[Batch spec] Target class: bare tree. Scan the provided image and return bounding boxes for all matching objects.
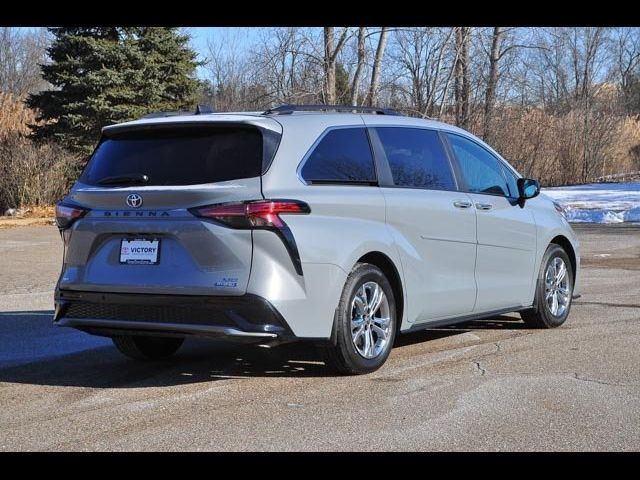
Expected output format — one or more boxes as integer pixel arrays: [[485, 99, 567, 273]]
[[350, 27, 367, 106], [0, 27, 49, 96], [7, 24, 640, 212], [323, 27, 350, 104], [247, 28, 323, 107], [569, 27, 608, 103], [483, 27, 505, 141], [366, 27, 389, 106], [204, 29, 252, 110], [454, 27, 471, 128], [565, 28, 609, 181], [392, 27, 456, 117], [612, 27, 640, 114]]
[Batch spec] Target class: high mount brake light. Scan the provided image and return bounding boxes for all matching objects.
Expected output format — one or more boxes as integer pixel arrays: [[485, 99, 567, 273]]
[[190, 200, 311, 276], [55, 203, 88, 230], [192, 200, 310, 229]]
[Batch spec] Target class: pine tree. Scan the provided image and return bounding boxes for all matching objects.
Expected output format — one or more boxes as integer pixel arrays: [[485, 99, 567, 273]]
[[28, 27, 200, 153], [335, 62, 351, 105]]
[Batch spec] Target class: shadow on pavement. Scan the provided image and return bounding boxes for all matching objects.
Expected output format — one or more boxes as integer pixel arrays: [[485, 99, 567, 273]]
[[0, 310, 527, 388], [0, 310, 335, 387]]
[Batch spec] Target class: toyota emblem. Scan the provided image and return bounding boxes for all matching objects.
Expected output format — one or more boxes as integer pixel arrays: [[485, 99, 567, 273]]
[[126, 193, 143, 208]]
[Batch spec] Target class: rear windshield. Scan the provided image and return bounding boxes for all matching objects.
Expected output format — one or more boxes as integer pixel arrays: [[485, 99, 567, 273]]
[[80, 125, 277, 187]]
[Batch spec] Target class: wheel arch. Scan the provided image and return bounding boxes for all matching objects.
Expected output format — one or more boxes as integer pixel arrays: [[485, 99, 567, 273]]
[[550, 235, 577, 283], [356, 251, 405, 330]]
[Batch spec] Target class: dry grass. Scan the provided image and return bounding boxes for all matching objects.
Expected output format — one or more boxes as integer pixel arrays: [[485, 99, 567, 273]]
[[606, 117, 640, 175], [0, 217, 55, 229], [481, 107, 640, 186], [0, 205, 56, 229], [0, 134, 81, 210], [1, 94, 80, 210], [19, 205, 56, 218], [0, 92, 38, 140]]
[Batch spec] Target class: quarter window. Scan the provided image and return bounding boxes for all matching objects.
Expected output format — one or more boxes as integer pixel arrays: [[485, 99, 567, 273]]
[[376, 127, 455, 191], [300, 128, 376, 184], [446, 133, 510, 197]]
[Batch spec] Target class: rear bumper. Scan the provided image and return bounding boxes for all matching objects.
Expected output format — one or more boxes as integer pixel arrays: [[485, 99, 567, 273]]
[[54, 289, 295, 344]]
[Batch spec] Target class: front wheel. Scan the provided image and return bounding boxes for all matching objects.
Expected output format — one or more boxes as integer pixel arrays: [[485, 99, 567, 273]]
[[521, 244, 574, 328], [112, 335, 184, 360], [321, 263, 397, 375]]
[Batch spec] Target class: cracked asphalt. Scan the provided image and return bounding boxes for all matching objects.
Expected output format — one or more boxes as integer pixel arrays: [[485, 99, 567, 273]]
[[0, 224, 639, 451]]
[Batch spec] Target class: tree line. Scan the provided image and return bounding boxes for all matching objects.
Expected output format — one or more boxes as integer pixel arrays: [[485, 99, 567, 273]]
[[1, 26, 640, 209], [200, 27, 640, 185]]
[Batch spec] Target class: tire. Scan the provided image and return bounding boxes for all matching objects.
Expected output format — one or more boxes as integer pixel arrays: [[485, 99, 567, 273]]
[[321, 263, 397, 375], [521, 243, 574, 328], [111, 335, 184, 361]]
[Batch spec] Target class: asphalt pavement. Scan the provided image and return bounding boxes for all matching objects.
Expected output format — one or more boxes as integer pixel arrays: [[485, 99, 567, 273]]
[[0, 224, 638, 451]]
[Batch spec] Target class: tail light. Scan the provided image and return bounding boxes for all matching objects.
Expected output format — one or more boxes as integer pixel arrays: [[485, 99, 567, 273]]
[[190, 199, 310, 275], [190, 200, 310, 229], [55, 203, 88, 230]]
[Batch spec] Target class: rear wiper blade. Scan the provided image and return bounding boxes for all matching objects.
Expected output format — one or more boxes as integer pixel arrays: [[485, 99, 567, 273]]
[[97, 174, 149, 186]]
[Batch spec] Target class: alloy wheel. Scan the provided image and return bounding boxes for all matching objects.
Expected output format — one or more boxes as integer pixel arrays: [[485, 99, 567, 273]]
[[350, 281, 392, 359], [544, 257, 571, 317]]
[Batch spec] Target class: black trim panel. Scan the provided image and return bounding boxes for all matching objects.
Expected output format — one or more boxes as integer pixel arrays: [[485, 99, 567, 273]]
[[272, 224, 304, 276], [54, 289, 295, 340], [57, 318, 278, 341], [404, 306, 528, 333]]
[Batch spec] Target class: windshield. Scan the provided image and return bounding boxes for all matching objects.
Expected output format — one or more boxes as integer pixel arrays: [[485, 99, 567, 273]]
[[80, 125, 272, 187]]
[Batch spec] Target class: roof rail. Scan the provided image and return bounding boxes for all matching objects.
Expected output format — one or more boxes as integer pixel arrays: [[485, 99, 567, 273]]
[[141, 104, 214, 119], [262, 104, 402, 116]]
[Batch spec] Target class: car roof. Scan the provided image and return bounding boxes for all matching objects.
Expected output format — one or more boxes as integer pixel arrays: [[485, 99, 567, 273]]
[[103, 110, 467, 135]]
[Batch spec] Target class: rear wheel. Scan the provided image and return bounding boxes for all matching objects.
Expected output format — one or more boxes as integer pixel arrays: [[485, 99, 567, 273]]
[[321, 263, 397, 375], [112, 335, 184, 360], [521, 244, 573, 328]]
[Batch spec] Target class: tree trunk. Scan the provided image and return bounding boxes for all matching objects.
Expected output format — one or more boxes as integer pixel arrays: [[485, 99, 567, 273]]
[[323, 27, 350, 104], [324, 27, 336, 104], [483, 27, 504, 142], [454, 27, 471, 129], [366, 27, 389, 106], [350, 27, 366, 106]]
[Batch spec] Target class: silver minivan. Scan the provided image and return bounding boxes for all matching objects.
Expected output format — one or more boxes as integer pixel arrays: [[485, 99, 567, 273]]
[[54, 105, 581, 374]]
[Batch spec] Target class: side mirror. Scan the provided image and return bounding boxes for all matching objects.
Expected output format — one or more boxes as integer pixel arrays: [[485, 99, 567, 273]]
[[517, 178, 540, 206]]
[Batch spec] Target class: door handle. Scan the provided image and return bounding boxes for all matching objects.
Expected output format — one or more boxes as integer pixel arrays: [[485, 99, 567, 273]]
[[476, 203, 493, 211], [453, 200, 473, 209]]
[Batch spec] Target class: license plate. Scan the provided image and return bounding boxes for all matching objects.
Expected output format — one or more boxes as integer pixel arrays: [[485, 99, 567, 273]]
[[119, 239, 160, 265]]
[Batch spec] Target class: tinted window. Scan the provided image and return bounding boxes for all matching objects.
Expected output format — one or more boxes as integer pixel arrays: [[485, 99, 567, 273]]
[[446, 133, 509, 196], [81, 126, 267, 186], [301, 128, 376, 183], [376, 127, 455, 190]]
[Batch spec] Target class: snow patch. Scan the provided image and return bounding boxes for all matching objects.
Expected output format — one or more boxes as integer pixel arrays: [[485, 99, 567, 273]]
[[542, 182, 640, 224]]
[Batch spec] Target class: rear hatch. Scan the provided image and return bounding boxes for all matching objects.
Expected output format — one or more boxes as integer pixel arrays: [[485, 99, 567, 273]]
[[58, 116, 282, 296]]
